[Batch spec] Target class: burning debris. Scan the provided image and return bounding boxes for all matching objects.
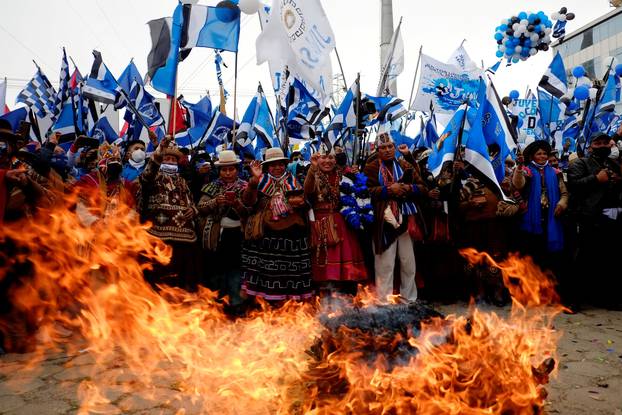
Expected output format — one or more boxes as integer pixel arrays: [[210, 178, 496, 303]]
[[0, 192, 562, 414]]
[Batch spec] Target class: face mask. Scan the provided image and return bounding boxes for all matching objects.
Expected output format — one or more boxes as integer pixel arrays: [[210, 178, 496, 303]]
[[131, 149, 146, 163], [592, 147, 611, 160], [106, 162, 122, 180], [609, 145, 619, 160], [160, 163, 178, 174]]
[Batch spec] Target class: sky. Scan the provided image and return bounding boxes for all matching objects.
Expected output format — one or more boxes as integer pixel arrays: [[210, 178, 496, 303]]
[[0, 0, 614, 120]]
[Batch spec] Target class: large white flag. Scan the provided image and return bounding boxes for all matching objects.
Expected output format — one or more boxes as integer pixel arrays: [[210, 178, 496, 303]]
[[256, 0, 335, 105], [0, 78, 7, 115], [411, 53, 482, 114], [377, 20, 404, 96], [447, 44, 479, 71]]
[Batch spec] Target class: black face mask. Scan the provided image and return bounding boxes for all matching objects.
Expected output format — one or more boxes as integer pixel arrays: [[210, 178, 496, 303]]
[[592, 147, 611, 160], [106, 162, 123, 181], [335, 153, 348, 167]]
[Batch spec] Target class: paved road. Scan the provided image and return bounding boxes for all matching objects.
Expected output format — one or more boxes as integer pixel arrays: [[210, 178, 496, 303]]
[[0, 304, 621, 414]]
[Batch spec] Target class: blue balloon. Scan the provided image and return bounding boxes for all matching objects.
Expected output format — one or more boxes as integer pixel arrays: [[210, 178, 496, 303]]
[[496, 50, 504, 58], [495, 33, 503, 40], [509, 90, 520, 100], [572, 66, 586, 78], [500, 24, 508, 30], [214, 1, 240, 22], [518, 11, 528, 20], [574, 85, 590, 100], [512, 57, 520, 63], [568, 102, 579, 111], [506, 46, 515, 54], [615, 64, 622, 77], [521, 49, 530, 57], [505, 40, 513, 47]]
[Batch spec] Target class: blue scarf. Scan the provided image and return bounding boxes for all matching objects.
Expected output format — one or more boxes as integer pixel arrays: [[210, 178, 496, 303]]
[[520, 163, 563, 252], [378, 160, 418, 216]]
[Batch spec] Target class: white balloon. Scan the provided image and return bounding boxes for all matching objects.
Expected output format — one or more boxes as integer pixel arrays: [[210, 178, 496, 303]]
[[544, 27, 552, 35], [531, 33, 540, 42], [499, 45, 507, 52], [590, 89, 600, 100], [543, 35, 551, 44], [512, 23, 520, 31], [238, 0, 260, 14], [518, 24, 527, 33], [551, 12, 560, 20], [559, 15, 567, 22], [529, 48, 538, 56], [515, 46, 522, 53], [514, 31, 522, 38], [520, 19, 529, 26]]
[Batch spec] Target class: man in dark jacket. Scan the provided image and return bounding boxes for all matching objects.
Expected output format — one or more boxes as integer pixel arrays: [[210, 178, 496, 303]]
[[364, 132, 428, 302], [567, 132, 622, 308]]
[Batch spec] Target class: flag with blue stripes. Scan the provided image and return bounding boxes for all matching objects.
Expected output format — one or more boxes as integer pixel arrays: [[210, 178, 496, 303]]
[[465, 78, 509, 196], [237, 85, 277, 157], [16, 67, 57, 119], [115, 60, 144, 110], [83, 50, 119, 104], [180, 95, 212, 128], [325, 81, 358, 146], [538, 52, 568, 99], [428, 103, 467, 177], [90, 115, 119, 144]]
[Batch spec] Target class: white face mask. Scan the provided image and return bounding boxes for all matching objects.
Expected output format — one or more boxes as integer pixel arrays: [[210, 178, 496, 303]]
[[609, 145, 620, 160], [131, 149, 146, 163], [160, 163, 178, 174]]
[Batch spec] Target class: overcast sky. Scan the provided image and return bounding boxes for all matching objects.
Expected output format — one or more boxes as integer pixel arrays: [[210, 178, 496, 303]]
[[0, 0, 614, 116]]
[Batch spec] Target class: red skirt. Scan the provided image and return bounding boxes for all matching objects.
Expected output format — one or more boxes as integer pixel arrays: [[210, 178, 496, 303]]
[[311, 211, 368, 282]]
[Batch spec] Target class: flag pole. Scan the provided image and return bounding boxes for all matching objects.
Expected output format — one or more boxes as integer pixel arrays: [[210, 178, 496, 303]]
[[334, 47, 348, 91], [229, 52, 239, 150], [405, 45, 423, 129]]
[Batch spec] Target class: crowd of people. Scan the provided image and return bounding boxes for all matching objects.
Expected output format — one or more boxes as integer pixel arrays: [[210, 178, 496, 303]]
[[1, 116, 622, 341]]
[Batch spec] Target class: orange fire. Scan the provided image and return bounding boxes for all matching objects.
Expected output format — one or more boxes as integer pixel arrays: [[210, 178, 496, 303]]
[[0, 189, 562, 414]]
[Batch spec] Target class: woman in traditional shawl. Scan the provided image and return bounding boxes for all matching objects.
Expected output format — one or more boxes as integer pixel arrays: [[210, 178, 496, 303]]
[[241, 148, 313, 301]]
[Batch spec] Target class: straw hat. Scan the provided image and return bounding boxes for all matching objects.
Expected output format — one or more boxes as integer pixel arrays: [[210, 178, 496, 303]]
[[214, 150, 241, 167], [0, 120, 18, 144], [262, 147, 289, 165]]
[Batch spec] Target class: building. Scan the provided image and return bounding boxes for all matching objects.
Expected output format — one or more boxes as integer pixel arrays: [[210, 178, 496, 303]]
[[552, 7, 622, 80]]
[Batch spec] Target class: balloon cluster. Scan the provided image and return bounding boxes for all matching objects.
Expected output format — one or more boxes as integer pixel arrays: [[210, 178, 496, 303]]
[[494, 11, 554, 63], [551, 7, 575, 39]]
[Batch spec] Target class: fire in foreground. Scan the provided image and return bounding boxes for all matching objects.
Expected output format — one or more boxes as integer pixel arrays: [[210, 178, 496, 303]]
[[0, 192, 562, 414]]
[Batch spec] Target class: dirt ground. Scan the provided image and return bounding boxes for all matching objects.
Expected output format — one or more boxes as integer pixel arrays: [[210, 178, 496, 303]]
[[0, 304, 621, 414]]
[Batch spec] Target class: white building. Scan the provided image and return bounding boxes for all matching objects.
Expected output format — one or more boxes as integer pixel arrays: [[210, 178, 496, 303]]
[[552, 7, 622, 79]]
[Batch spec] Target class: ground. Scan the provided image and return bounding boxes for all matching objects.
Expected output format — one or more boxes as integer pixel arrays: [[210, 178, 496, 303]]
[[0, 304, 621, 414]]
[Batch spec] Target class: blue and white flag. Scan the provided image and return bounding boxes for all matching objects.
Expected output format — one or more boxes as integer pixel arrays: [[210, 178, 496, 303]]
[[181, 95, 212, 128], [537, 89, 565, 140], [90, 115, 119, 144], [149, 4, 184, 96], [115, 60, 144, 109], [538, 52, 568, 99], [236, 86, 276, 157], [16, 67, 57, 119], [198, 111, 238, 152], [428, 104, 468, 177], [83, 50, 119, 104], [375, 96, 408, 124], [422, 114, 440, 148], [175, 125, 209, 150], [51, 103, 77, 135], [471, 78, 516, 184], [412, 53, 482, 114], [486, 60, 502, 76], [181, 3, 240, 53], [55, 48, 71, 117], [325, 81, 358, 146]]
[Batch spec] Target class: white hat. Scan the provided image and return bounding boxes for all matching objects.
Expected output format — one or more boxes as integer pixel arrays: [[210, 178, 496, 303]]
[[214, 150, 241, 167], [262, 147, 289, 165]]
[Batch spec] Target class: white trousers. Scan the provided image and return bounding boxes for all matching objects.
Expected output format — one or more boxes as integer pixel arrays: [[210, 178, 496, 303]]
[[374, 231, 417, 302]]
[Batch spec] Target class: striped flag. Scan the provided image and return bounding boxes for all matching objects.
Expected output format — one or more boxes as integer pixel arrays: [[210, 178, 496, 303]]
[[16, 66, 57, 120], [538, 52, 568, 99], [55, 48, 71, 116], [180, 3, 241, 53], [324, 80, 359, 147]]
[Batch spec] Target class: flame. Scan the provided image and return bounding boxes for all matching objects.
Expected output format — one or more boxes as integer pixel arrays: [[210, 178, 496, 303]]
[[0, 189, 562, 414]]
